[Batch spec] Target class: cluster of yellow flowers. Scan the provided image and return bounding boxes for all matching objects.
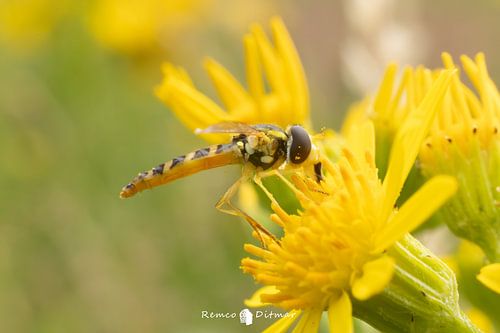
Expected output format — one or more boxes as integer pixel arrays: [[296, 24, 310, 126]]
[[0, 0, 68, 50], [88, 0, 209, 56], [0, 0, 208, 55], [154, 17, 498, 333]]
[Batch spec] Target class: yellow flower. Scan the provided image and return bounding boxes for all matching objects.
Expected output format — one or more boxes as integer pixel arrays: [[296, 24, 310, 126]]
[[421, 53, 499, 159], [341, 63, 421, 175], [241, 71, 464, 332], [87, 0, 208, 55], [446, 240, 500, 322], [466, 308, 494, 333], [419, 53, 500, 264], [343, 53, 500, 291], [476, 264, 500, 294], [155, 17, 310, 143], [0, 0, 67, 51]]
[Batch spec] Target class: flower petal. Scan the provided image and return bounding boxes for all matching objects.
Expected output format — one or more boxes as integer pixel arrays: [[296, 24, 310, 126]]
[[373, 63, 398, 119], [238, 181, 260, 216], [381, 70, 455, 220], [292, 307, 323, 333], [244, 286, 277, 308], [155, 77, 226, 127], [345, 120, 375, 163], [374, 175, 457, 253], [352, 256, 395, 301], [244, 34, 265, 103], [341, 98, 370, 138], [160, 62, 194, 87], [270, 16, 310, 127], [477, 263, 500, 294], [251, 23, 288, 105], [203, 57, 251, 111], [327, 291, 353, 333], [263, 309, 302, 333], [466, 307, 494, 333]]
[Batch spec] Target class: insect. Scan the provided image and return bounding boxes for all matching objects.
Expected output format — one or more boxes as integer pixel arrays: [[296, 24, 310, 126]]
[[119, 122, 323, 244]]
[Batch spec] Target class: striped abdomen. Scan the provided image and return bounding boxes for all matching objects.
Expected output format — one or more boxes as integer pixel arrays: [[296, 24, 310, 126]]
[[120, 143, 241, 198]]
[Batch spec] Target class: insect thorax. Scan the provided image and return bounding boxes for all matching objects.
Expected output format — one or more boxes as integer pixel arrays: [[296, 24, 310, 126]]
[[232, 133, 287, 170]]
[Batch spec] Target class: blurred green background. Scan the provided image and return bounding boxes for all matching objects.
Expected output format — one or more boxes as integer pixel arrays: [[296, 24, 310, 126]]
[[0, 0, 499, 332]]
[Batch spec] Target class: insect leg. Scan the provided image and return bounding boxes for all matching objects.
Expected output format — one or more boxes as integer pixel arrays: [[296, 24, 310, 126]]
[[314, 162, 323, 182], [253, 172, 280, 207], [215, 171, 278, 247], [259, 169, 314, 204]]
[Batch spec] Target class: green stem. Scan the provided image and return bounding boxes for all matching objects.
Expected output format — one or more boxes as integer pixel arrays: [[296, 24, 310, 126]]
[[352, 235, 481, 333]]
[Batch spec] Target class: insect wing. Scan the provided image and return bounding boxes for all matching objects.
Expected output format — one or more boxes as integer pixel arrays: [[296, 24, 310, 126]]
[[195, 122, 260, 135]]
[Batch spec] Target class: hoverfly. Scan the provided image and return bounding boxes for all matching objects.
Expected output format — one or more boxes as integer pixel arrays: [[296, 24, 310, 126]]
[[120, 122, 323, 244]]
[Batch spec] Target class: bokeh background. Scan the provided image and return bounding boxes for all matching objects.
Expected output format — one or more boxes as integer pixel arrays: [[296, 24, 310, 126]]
[[0, 0, 499, 332]]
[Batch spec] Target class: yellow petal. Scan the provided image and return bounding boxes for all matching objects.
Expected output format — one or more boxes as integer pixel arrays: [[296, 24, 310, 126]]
[[477, 263, 500, 294], [457, 240, 485, 268], [251, 23, 287, 103], [160, 62, 194, 87], [270, 16, 310, 127], [244, 34, 264, 104], [158, 78, 227, 123], [155, 77, 228, 143], [238, 181, 260, 215], [203, 57, 251, 111], [341, 98, 370, 138], [327, 291, 353, 333], [346, 120, 375, 163], [440, 256, 459, 276], [244, 285, 277, 308], [352, 256, 395, 301], [374, 175, 458, 253], [292, 307, 323, 333], [373, 63, 398, 120], [441, 52, 456, 69], [460, 55, 480, 95], [381, 70, 455, 220], [263, 309, 302, 333], [466, 308, 494, 333]]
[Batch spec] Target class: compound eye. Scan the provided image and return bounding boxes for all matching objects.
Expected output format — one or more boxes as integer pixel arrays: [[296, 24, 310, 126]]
[[288, 125, 312, 164]]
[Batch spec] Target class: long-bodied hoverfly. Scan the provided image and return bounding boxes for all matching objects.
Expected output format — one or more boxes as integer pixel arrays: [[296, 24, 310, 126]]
[[119, 122, 323, 244]]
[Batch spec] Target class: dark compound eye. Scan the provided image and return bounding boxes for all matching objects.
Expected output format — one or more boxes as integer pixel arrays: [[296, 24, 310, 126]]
[[288, 125, 312, 164]]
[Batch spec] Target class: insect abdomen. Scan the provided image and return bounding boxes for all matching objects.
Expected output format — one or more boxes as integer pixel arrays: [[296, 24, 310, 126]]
[[120, 144, 241, 198]]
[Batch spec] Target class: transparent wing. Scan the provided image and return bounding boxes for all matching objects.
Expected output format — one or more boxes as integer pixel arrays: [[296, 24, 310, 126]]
[[195, 122, 260, 135]]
